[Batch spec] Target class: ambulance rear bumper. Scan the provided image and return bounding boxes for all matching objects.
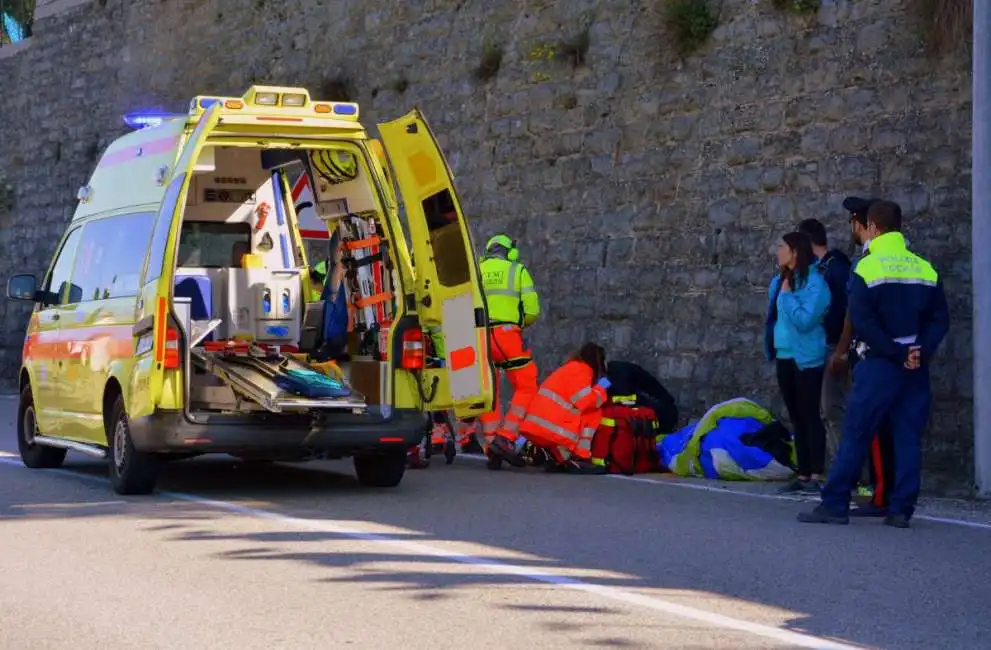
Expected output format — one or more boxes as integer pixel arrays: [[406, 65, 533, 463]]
[[128, 408, 428, 457]]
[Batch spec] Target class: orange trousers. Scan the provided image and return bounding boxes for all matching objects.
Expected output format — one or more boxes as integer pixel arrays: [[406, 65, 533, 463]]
[[478, 325, 538, 451], [521, 410, 601, 462]]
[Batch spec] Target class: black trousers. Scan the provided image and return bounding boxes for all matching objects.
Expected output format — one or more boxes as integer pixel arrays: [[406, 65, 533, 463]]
[[776, 359, 827, 476]]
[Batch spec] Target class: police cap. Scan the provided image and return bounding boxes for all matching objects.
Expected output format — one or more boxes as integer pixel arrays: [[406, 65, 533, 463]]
[[842, 196, 876, 224]]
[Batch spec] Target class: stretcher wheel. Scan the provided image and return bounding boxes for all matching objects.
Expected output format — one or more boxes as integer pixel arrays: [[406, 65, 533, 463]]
[[486, 455, 502, 471], [444, 439, 456, 465]]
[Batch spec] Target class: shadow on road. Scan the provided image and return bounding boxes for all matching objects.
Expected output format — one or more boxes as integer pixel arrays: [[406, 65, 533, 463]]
[[2, 454, 989, 650]]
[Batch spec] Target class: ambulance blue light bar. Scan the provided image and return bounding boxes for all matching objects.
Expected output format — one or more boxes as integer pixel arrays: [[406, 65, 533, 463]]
[[123, 111, 186, 130]]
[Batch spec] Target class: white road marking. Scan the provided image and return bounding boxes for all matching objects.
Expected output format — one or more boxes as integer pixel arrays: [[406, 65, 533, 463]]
[[0, 456, 858, 650], [457, 453, 991, 531]]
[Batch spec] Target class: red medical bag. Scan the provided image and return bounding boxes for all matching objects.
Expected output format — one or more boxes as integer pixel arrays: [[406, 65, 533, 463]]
[[590, 404, 660, 475]]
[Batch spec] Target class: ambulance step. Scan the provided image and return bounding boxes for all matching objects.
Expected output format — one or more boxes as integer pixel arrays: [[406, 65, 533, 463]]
[[190, 349, 366, 414], [32, 436, 108, 459]]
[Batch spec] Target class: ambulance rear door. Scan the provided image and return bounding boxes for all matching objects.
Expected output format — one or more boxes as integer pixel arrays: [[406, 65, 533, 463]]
[[376, 109, 495, 417], [130, 104, 222, 418]]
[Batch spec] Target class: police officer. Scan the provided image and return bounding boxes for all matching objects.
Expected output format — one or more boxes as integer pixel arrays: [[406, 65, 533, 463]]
[[477, 234, 541, 469], [798, 200, 949, 528]]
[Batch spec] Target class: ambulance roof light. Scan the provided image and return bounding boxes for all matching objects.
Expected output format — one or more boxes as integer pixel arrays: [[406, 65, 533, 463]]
[[123, 111, 186, 130]]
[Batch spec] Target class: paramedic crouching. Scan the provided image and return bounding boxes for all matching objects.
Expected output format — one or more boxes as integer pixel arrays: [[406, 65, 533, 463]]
[[798, 201, 949, 529], [488, 342, 610, 475]]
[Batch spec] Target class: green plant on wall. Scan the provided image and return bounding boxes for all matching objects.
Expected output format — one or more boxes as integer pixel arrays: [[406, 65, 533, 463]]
[[664, 0, 719, 56], [525, 23, 592, 73], [911, 0, 972, 56], [771, 0, 819, 14]]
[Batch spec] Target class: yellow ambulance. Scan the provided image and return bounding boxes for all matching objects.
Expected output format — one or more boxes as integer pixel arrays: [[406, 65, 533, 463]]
[[5, 85, 495, 495]]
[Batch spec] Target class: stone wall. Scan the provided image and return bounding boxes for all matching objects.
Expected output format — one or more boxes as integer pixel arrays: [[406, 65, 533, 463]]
[[0, 0, 973, 492]]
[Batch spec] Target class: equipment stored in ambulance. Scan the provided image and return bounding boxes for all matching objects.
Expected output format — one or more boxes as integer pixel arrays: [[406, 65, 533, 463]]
[[6, 85, 495, 494]]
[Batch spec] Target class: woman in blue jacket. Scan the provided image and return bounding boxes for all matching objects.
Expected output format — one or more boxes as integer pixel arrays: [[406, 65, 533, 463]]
[[765, 231, 832, 494]]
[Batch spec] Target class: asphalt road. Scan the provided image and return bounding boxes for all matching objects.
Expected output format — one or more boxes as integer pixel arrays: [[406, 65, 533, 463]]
[[0, 397, 988, 650]]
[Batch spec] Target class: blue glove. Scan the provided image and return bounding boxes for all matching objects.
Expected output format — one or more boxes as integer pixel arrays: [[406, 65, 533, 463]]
[[596, 377, 612, 390]]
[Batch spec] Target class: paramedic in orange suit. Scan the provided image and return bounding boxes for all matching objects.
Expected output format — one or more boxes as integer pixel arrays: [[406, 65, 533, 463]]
[[489, 343, 610, 475], [476, 234, 541, 469]]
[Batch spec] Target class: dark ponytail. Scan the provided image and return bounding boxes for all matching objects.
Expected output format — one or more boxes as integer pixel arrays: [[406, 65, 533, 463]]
[[571, 342, 606, 381]]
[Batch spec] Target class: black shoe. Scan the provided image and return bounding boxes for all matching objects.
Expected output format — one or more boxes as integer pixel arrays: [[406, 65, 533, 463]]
[[851, 503, 888, 518], [778, 478, 808, 494], [562, 459, 608, 475], [800, 479, 824, 496], [883, 513, 911, 529], [461, 439, 483, 455], [488, 436, 526, 468], [797, 504, 850, 525]]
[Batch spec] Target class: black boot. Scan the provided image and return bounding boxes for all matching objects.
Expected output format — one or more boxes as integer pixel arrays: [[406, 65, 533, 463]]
[[485, 453, 503, 471], [488, 435, 526, 468], [561, 459, 608, 475]]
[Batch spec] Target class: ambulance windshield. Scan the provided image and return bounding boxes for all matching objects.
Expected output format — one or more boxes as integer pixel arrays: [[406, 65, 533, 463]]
[[177, 221, 252, 268]]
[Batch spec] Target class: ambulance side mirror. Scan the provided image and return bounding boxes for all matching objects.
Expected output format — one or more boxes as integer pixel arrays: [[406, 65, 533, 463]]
[[6, 274, 39, 302]]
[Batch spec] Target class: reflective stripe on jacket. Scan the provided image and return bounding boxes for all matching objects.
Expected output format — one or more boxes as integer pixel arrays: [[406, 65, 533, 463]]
[[479, 256, 540, 327], [849, 232, 949, 364], [519, 360, 607, 452]]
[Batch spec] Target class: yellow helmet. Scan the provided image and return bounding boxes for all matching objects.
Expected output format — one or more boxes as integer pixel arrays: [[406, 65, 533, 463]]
[[310, 150, 358, 184]]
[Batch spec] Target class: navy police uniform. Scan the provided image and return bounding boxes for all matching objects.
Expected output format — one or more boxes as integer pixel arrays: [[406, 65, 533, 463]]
[[801, 230, 949, 525]]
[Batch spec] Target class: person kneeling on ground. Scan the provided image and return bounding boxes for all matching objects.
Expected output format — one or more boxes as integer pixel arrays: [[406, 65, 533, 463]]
[[487, 342, 611, 475]]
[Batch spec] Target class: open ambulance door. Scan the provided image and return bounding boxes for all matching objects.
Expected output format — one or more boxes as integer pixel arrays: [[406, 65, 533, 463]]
[[130, 105, 222, 419], [377, 109, 495, 417]]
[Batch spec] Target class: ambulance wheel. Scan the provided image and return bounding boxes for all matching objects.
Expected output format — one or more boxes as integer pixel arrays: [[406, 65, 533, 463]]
[[18, 386, 67, 469], [107, 394, 160, 495], [444, 439, 456, 465], [355, 450, 407, 487]]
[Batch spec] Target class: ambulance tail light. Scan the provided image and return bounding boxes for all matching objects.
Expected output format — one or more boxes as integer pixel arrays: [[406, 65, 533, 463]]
[[401, 327, 424, 370], [255, 92, 279, 106], [282, 93, 307, 107], [163, 327, 181, 370], [153, 298, 182, 370]]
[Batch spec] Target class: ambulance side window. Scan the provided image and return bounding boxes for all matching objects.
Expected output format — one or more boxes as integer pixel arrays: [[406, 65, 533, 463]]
[[421, 189, 469, 287], [44, 227, 83, 306], [65, 214, 154, 303], [144, 174, 186, 285]]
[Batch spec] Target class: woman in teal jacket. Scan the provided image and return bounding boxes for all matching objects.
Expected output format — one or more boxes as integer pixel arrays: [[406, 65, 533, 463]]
[[765, 231, 832, 494]]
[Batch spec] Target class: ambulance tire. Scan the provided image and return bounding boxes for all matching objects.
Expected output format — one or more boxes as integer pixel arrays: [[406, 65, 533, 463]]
[[354, 450, 407, 487], [18, 386, 67, 469], [107, 394, 160, 496]]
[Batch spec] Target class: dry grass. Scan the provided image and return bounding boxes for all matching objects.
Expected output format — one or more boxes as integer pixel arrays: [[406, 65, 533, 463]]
[[911, 0, 972, 55]]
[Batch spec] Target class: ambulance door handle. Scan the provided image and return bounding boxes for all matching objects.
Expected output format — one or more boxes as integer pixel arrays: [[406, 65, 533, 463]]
[[421, 294, 432, 308], [52, 313, 59, 322]]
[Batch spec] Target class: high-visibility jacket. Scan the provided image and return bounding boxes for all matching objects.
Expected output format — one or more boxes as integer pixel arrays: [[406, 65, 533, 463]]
[[849, 232, 949, 365], [519, 360, 607, 456], [479, 255, 540, 328]]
